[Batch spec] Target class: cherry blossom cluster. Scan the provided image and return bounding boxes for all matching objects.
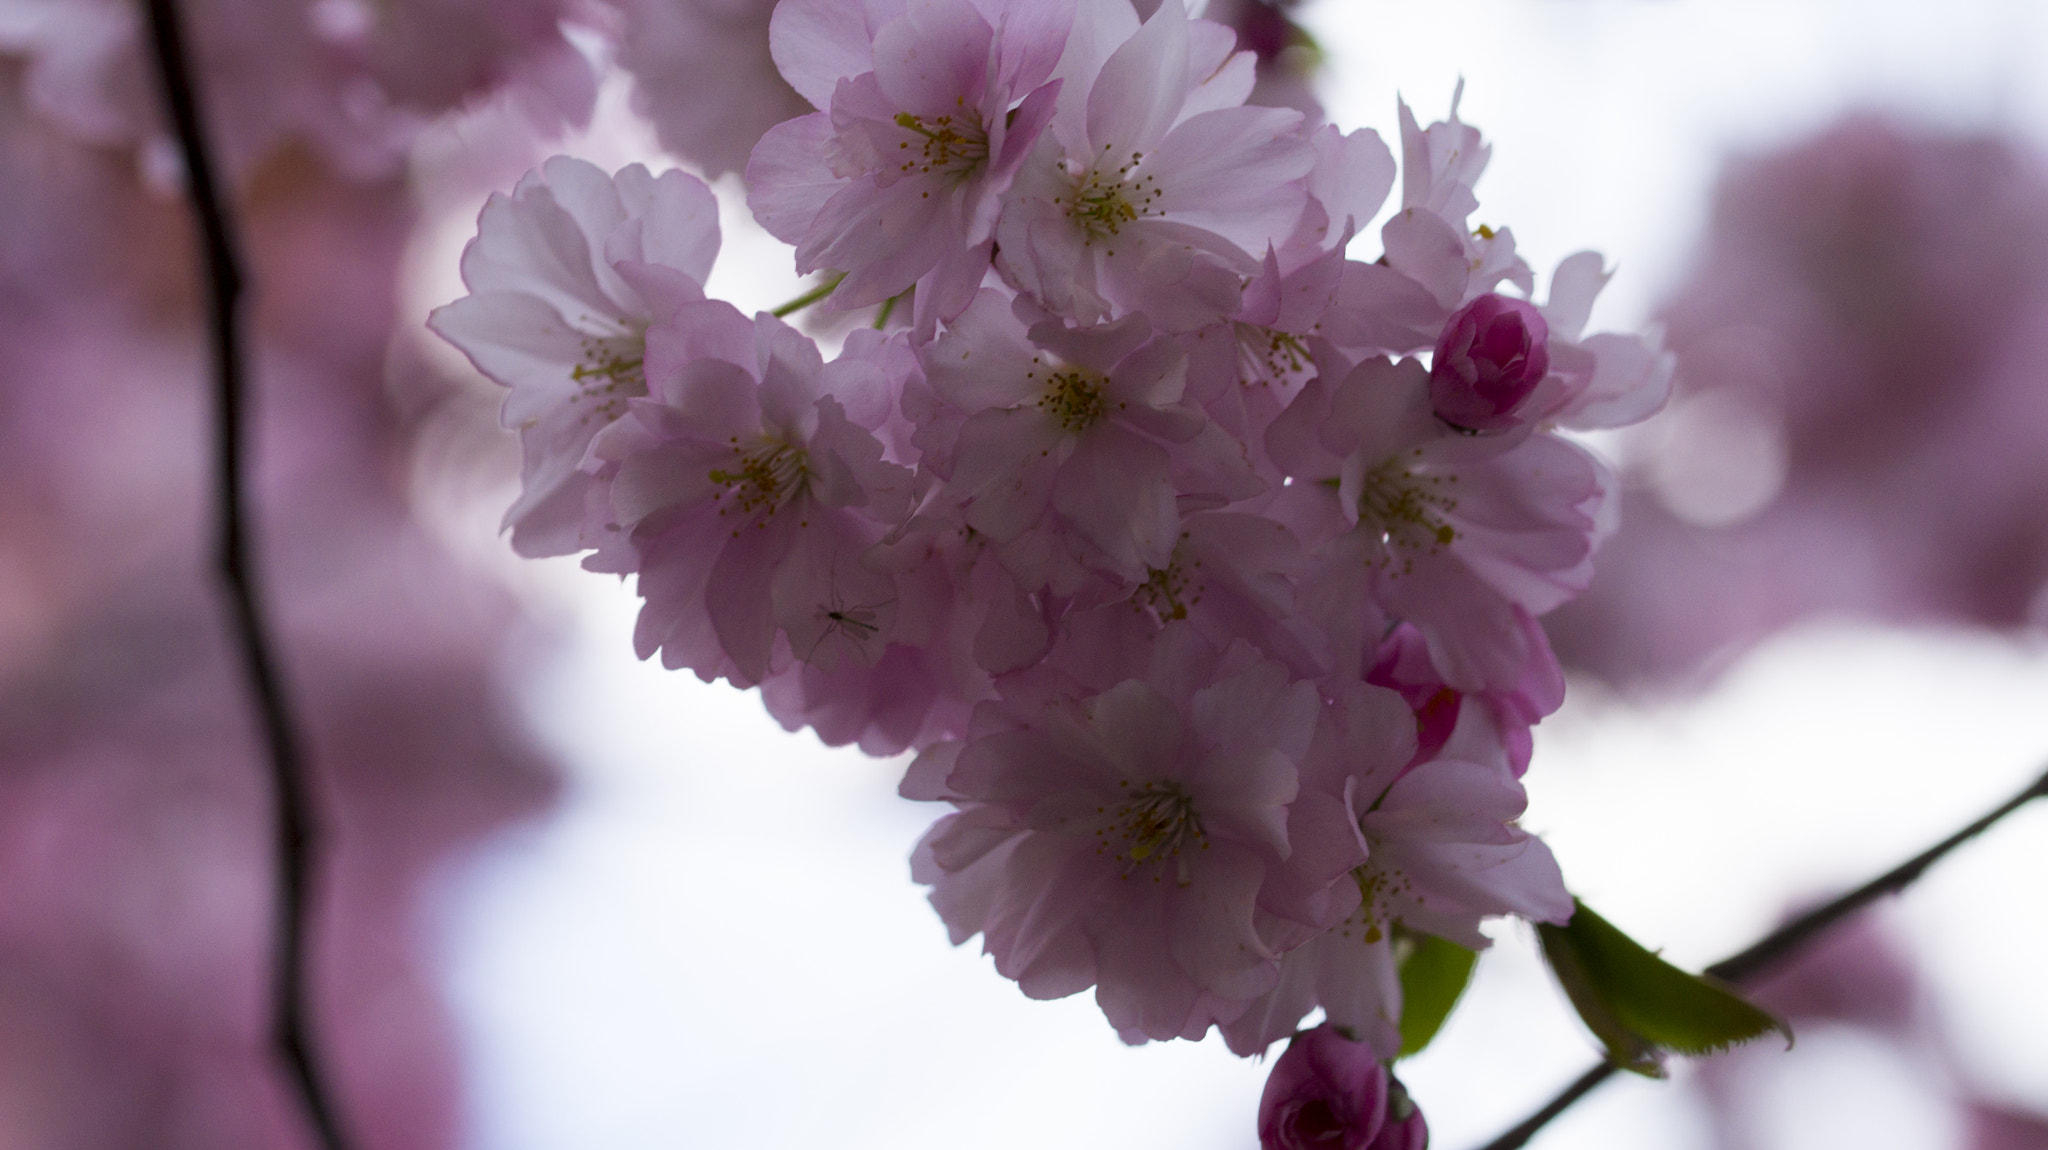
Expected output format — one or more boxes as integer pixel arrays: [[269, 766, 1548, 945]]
[[432, 0, 1671, 1105]]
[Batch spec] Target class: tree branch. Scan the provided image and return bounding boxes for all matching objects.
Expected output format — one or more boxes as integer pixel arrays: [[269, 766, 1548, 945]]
[[140, 3, 351, 1147], [1472, 763, 2048, 1150]]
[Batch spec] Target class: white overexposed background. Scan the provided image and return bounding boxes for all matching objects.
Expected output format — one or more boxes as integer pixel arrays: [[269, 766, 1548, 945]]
[[409, 2, 2048, 1147]]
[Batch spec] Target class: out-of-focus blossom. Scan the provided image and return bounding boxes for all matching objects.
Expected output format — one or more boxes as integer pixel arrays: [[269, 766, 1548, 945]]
[[1199, 0, 1321, 120], [614, 0, 806, 178], [0, 0, 597, 182], [1549, 116, 2048, 690], [1969, 1105, 2048, 1150], [1692, 909, 2048, 1150], [0, 96, 561, 1147]]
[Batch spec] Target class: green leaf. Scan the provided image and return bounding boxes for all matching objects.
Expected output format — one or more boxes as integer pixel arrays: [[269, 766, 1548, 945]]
[[1396, 932, 1478, 1058], [1538, 899, 1792, 1078]]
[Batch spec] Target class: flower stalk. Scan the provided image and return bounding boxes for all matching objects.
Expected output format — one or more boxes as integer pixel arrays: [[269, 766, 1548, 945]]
[[770, 271, 846, 318]]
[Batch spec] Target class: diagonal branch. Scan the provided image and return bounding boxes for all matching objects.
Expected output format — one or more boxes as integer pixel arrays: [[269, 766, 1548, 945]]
[[139, 2, 351, 1147], [1472, 763, 2048, 1150]]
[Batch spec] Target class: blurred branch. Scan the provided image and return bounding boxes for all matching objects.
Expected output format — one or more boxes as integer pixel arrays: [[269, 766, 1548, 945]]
[[1472, 763, 2048, 1150], [140, 3, 351, 1149]]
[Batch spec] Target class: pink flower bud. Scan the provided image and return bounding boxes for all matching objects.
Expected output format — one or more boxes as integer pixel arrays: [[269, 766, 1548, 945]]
[[1430, 293, 1550, 432], [1258, 1024, 1400, 1150], [1375, 1077, 1430, 1150]]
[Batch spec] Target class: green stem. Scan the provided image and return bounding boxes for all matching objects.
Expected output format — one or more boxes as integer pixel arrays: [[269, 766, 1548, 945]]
[[873, 291, 904, 329], [770, 272, 845, 318]]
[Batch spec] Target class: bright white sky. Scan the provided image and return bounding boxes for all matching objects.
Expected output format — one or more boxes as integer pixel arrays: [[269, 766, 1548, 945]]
[[415, 3, 2048, 1148]]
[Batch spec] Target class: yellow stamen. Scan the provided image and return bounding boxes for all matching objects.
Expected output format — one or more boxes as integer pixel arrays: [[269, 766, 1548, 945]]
[[893, 111, 989, 179], [1037, 369, 1110, 432], [1356, 453, 1459, 573], [709, 440, 807, 522], [1096, 781, 1208, 885]]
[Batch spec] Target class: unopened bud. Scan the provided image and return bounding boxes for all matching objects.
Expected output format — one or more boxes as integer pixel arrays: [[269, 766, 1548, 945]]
[[1430, 293, 1550, 432], [1259, 1024, 1423, 1150]]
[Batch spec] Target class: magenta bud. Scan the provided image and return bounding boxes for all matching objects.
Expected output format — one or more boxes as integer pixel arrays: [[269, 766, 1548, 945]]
[[1258, 1024, 1412, 1150], [1374, 1077, 1429, 1150], [1430, 293, 1550, 432]]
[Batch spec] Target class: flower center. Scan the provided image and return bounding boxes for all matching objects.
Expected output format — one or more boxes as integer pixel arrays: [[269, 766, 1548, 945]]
[[1233, 324, 1313, 389], [1356, 453, 1459, 571], [1335, 864, 1415, 946], [1131, 553, 1200, 622], [570, 332, 646, 424], [1037, 368, 1111, 432], [709, 439, 807, 522], [1098, 780, 1208, 885], [893, 111, 989, 179], [1059, 150, 1161, 243]]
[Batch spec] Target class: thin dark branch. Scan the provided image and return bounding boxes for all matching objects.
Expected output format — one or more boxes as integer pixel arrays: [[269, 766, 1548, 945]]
[[1474, 1063, 1616, 1150], [139, 3, 350, 1148], [1705, 765, 2048, 984], [1472, 763, 2048, 1150]]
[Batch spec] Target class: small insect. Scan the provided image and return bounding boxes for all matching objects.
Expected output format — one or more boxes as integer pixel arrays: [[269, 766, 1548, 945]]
[[804, 582, 894, 665]]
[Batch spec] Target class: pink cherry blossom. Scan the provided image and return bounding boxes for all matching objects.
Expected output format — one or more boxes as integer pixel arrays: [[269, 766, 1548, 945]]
[[1374, 91, 1532, 316], [1223, 679, 1569, 1057], [1316, 242, 1671, 451], [1179, 225, 1366, 473], [1267, 353, 1608, 694], [1045, 509, 1324, 693], [597, 305, 916, 686], [430, 158, 722, 556], [913, 289, 1257, 594], [1367, 618, 1561, 777], [993, 0, 1314, 330], [747, 0, 1071, 325], [759, 631, 975, 756], [1521, 252, 1676, 431], [1285, 122, 1397, 259], [910, 633, 1319, 1042], [755, 512, 1023, 754]]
